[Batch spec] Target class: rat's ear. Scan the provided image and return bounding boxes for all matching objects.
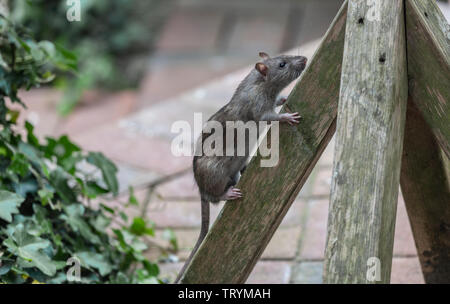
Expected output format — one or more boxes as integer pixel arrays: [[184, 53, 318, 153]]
[[259, 52, 270, 60], [255, 62, 268, 77]]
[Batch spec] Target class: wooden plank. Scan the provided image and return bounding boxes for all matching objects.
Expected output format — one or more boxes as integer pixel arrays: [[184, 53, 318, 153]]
[[405, 0, 450, 158], [323, 0, 408, 283], [400, 98, 450, 284], [179, 1, 348, 284]]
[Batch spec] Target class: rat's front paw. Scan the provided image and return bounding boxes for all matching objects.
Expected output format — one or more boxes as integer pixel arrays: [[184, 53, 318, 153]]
[[280, 112, 301, 125]]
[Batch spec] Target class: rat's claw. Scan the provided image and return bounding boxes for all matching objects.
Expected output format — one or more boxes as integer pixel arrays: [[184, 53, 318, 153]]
[[223, 187, 243, 200], [282, 112, 301, 125]]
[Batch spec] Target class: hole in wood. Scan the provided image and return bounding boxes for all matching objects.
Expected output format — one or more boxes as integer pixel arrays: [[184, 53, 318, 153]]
[[424, 12, 428, 18], [358, 17, 364, 24], [379, 53, 386, 63]]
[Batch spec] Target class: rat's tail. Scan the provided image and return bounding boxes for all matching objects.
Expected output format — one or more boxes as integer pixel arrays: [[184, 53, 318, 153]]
[[174, 198, 210, 283]]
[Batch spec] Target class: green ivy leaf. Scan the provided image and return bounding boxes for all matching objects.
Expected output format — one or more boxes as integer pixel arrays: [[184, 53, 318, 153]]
[[113, 228, 147, 254], [0, 190, 25, 222], [60, 204, 100, 244], [0, 52, 10, 71], [25, 121, 40, 147], [44, 135, 81, 161], [11, 34, 31, 53], [4, 224, 57, 276], [37, 188, 54, 206], [86, 152, 118, 195], [14, 178, 39, 198], [128, 186, 139, 206], [9, 153, 30, 177], [0, 146, 8, 156], [119, 211, 128, 222], [83, 181, 108, 198], [38, 41, 56, 58], [113, 229, 127, 250], [32, 204, 53, 236], [91, 214, 111, 232], [143, 260, 159, 277], [113, 272, 130, 284], [75, 251, 112, 276], [54, 43, 78, 71], [55, 44, 77, 61], [137, 276, 159, 284], [28, 40, 46, 62], [0, 261, 13, 276], [49, 168, 77, 203], [61, 155, 82, 174], [130, 217, 154, 236], [18, 142, 41, 166], [99, 203, 115, 214], [129, 217, 145, 235], [7, 109, 20, 124]]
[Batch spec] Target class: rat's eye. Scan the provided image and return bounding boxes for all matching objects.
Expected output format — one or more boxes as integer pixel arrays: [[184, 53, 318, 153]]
[[279, 62, 286, 68]]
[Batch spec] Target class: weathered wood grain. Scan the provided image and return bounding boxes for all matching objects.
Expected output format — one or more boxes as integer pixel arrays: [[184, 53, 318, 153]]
[[400, 98, 450, 284], [405, 0, 450, 158], [323, 0, 408, 283], [179, 1, 348, 284]]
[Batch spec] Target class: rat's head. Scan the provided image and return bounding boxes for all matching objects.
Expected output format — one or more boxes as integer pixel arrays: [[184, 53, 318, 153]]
[[255, 52, 307, 92]]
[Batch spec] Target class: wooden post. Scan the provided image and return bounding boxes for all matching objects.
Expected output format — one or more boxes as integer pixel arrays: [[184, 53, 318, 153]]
[[400, 98, 450, 284], [401, 0, 450, 283], [179, 1, 348, 284], [323, 0, 408, 283], [405, 0, 450, 158]]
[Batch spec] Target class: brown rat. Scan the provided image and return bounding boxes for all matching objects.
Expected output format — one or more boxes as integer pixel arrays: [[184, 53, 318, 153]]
[[175, 52, 307, 283]]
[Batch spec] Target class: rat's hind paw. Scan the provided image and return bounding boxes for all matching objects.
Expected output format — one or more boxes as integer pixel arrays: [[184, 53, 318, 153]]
[[221, 187, 243, 201]]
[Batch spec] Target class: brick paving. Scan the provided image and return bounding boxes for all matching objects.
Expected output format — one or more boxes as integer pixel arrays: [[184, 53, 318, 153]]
[[16, 0, 446, 283]]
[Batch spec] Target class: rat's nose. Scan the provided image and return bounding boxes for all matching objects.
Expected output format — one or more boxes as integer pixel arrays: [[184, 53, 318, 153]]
[[295, 56, 307, 70]]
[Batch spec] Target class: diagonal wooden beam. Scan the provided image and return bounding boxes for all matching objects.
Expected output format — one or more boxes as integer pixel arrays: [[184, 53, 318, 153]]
[[323, 0, 408, 283], [405, 0, 450, 158], [179, 1, 348, 284], [400, 98, 450, 284]]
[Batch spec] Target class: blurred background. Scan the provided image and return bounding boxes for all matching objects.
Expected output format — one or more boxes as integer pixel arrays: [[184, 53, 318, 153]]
[[3, 0, 450, 283]]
